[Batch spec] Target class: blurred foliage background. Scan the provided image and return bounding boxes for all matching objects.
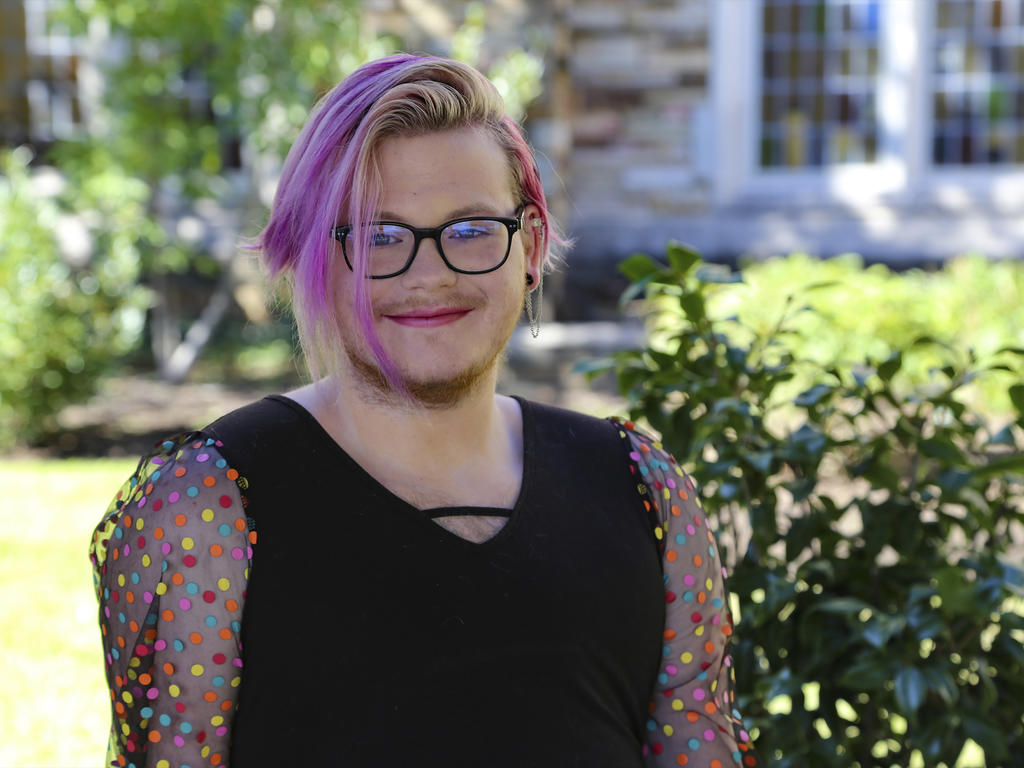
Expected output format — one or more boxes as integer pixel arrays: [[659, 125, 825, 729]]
[[585, 244, 1024, 767], [0, 0, 546, 452], [0, 2, 548, 765], [2, 1, 1024, 767]]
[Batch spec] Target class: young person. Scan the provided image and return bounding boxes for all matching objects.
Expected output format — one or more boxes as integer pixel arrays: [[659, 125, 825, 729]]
[[89, 54, 759, 767]]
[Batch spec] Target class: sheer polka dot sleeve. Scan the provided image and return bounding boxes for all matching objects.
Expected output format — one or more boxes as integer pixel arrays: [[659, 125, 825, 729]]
[[89, 433, 253, 768], [616, 420, 759, 768]]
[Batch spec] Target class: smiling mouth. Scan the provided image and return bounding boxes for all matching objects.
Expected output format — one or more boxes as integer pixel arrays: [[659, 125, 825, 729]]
[[383, 307, 474, 327]]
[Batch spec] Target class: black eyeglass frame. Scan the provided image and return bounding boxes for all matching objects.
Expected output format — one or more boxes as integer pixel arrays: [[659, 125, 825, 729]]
[[329, 206, 526, 279]]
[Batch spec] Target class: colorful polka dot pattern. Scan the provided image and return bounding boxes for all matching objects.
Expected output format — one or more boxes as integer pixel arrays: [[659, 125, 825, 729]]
[[89, 433, 253, 768], [616, 420, 759, 767]]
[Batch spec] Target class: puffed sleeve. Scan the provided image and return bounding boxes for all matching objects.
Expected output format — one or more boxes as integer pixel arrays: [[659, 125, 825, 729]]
[[89, 432, 253, 768], [614, 419, 759, 768]]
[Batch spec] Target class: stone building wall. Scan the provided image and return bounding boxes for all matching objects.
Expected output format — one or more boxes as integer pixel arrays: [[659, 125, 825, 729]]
[[0, 0, 29, 145], [542, 0, 714, 317], [366, 0, 714, 215], [555, 0, 710, 219], [365, 0, 714, 318]]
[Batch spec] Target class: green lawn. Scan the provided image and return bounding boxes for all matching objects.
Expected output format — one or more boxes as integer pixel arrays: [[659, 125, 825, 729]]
[[0, 458, 136, 768]]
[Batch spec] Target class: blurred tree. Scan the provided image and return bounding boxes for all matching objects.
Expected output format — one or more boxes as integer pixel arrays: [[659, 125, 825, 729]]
[[450, 2, 544, 122], [0, 146, 150, 449], [57, 0, 395, 382], [54, 0, 545, 384], [0, 1, 547, 450], [585, 243, 1024, 767]]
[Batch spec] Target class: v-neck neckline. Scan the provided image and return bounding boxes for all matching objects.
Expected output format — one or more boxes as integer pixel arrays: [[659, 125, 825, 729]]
[[263, 394, 535, 548]]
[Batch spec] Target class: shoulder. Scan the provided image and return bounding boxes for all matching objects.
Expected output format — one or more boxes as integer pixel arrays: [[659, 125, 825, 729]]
[[203, 394, 310, 444], [609, 418, 678, 475], [200, 394, 317, 473], [90, 431, 250, 574], [609, 418, 701, 530], [516, 396, 622, 446]]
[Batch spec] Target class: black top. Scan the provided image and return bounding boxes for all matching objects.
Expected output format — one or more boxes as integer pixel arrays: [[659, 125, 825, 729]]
[[90, 395, 761, 768], [206, 396, 665, 767]]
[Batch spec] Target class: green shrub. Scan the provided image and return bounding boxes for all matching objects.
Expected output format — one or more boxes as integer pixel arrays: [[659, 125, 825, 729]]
[[585, 244, 1024, 767], [645, 252, 1024, 416], [0, 148, 151, 449]]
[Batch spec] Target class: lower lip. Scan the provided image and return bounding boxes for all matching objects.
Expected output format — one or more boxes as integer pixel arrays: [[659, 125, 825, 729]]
[[385, 310, 472, 328]]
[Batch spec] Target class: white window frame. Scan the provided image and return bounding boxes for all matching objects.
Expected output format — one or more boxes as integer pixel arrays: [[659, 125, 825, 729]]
[[710, 0, 1024, 214]]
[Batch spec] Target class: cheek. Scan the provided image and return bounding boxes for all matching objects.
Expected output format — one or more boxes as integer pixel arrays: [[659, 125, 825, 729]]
[[330, 266, 351, 315], [510, 251, 531, 298], [494, 273, 526, 314], [330, 268, 369, 339], [503, 245, 527, 285]]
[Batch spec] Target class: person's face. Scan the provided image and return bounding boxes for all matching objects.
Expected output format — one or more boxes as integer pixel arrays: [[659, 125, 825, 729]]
[[333, 126, 542, 407]]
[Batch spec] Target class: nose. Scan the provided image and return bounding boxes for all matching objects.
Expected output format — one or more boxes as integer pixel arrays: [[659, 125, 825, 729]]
[[400, 235, 456, 288]]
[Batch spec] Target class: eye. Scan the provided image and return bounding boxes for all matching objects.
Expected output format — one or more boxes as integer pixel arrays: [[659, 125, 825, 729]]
[[444, 220, 501, 241], [369, 226, 408, 248]]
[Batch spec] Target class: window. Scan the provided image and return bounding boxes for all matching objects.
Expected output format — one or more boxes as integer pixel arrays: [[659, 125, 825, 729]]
[[932, 0, 1024, 165], [0, 0, 84, 146], [711, 0, 1024, 208], [760, 0, 882, 167]]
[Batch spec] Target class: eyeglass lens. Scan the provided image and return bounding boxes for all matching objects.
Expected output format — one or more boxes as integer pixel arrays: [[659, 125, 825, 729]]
[[362, 219, 510, 276]]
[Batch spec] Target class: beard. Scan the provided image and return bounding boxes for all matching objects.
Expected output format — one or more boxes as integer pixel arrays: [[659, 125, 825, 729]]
[[340, 287, 525, 410]]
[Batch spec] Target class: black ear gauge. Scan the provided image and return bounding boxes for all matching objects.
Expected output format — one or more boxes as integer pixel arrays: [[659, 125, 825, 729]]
[[526, 274, 535, 286]]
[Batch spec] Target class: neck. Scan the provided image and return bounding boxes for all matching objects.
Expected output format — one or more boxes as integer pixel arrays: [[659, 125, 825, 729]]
[[314, 365, 512, 474]]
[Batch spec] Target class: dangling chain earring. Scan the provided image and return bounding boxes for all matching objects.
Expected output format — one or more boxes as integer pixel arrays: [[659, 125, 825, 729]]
[[524, 215, 545, 338], [525, 272, 542, 338]]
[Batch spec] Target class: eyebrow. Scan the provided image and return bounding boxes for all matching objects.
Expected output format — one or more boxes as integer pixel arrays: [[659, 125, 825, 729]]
[[377, 203, 510, 222]]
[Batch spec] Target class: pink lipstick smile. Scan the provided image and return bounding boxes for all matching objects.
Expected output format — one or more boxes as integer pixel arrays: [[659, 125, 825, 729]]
[[384, 307, 474, 328]]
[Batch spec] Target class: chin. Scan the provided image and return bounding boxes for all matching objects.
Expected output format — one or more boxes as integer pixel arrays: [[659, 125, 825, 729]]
[[345, 345, 503, 409]]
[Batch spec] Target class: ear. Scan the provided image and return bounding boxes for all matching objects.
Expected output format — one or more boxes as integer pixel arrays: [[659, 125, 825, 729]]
[[521, 202, 545, 288]]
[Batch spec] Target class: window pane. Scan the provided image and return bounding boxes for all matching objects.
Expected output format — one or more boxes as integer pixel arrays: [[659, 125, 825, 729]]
[[932, 0, 1024, 166], [759, 0, 882, 169]]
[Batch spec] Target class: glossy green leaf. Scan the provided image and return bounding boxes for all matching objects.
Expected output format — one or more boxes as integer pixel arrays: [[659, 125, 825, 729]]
[[919, 436, 964, 462], [973, 453, 1024, 478], [921, 666, 958, 705], [996, 345, 1024, 356], [935, 566, 976, 617], [665, 241, 701, 275], [906, 607, 945, 641], [618, 273, 657, 307], [743, 449, 774, 474], [878, 351, 903, 382], [679, 292, 705, 323], [838, 656, 892, 690], [1010, 383, 1024, 414], [794, 383, 832, 407], [815, 597, 874, 614], [935, 467, 972, 494], [894, 666, 926, 714], [619, 253, 663, 282], [998, 631, 1024, 665], [861, 613, 906, 649]]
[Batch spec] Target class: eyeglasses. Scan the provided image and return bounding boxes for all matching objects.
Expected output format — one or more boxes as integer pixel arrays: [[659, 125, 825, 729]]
[[330, 207, 524, 279]]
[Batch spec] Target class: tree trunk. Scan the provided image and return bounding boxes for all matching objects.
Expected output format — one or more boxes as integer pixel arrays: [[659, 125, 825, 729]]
[[157, 274, 233, 384]]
